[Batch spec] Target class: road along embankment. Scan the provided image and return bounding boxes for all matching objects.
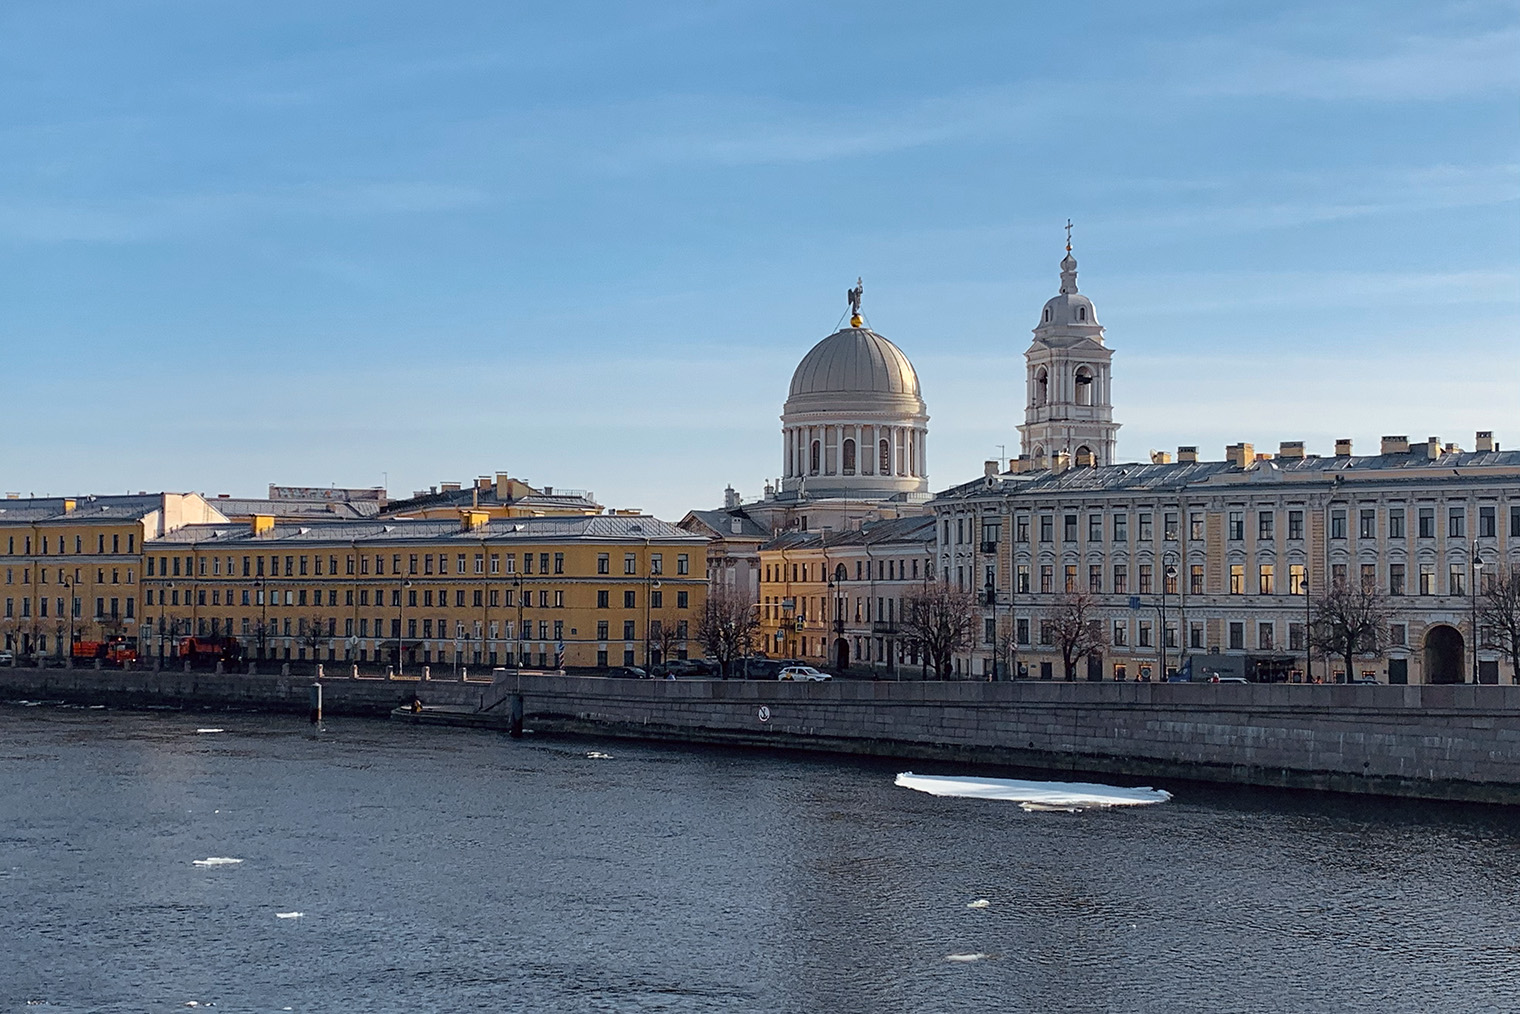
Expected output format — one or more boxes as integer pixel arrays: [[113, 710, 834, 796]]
[[500, 674, 1520, 804], [4, 668, 1518, 803]]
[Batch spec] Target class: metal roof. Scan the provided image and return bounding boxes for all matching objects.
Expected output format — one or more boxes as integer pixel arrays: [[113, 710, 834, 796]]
[[147, 513, 701, 547]]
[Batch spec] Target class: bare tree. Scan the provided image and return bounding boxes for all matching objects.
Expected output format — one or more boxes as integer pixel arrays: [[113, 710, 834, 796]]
[[1043, 591, 1108, 681], [695, 586, 759, 678], [904, 581, 977, 679], [1478, 564, 1520, 685], [1309, 578, 1389, 684], [992, 614, 1022, 680], [300, 615, 330, 662], [645, 619, 682, 669]]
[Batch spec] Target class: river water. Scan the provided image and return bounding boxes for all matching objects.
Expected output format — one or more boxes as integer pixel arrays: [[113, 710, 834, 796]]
[[1, 703, 1517, 1014]]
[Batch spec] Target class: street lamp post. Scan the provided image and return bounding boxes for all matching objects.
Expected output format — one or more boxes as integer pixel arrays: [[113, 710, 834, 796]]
[[256, 579, 268, 662], [1473, 546, 1484, 685], [397, 579, 413, 675], [1303, 576, 1312, 683], [984, 580, 999, 681], [61, 577, 74, 666]]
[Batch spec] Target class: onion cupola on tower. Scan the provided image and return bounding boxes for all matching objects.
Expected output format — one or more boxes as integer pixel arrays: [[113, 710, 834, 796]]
[[1017, 225, 1119, 468], [780, 278, 930, 499]]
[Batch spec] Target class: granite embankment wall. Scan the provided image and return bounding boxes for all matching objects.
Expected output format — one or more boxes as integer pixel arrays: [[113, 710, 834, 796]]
[[4, 667, 1518, 803], [0, 666, 485, 717], [509, 675, 1520, 804]]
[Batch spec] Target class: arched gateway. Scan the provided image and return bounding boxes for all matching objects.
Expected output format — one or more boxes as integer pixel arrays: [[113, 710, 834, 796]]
[[1423, 625, 1465, 684]]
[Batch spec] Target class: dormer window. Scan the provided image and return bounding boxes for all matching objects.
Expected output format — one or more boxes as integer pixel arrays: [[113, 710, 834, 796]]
[[1043, 307, 1051, 322], [1077, 306, 1085, 321]]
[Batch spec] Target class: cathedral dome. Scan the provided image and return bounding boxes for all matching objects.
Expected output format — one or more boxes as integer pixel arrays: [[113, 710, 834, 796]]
[[787, 327, 921, 399]]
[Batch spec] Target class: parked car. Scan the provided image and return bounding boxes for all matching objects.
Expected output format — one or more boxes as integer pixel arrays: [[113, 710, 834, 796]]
[[1208, 676, 1249, 684], [606, 666, 652, 680], [0, 649, 13, 665], [1351, 677, 1381, 685], [778, 665, 832, 682]]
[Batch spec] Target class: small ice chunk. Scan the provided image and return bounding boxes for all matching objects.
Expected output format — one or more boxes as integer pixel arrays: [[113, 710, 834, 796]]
[[945, 952, 989, 963], [196, 728, 224, 734], [192, 857, 243, 867], [275, 912, 303, 919], [896, 772, 1171, 808], [966, 899, 991, 909], [586, 751, 613, 759]]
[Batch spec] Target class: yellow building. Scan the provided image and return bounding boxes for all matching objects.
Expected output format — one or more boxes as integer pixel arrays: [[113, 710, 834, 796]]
[[141, 511, 706, 671], [0, 493, 228, 658], [383, 473, 603, 521]]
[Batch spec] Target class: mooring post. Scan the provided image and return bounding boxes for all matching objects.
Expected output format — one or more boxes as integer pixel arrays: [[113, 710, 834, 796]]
[[509, 693, 524, 738], [309, 682, 322, 725]]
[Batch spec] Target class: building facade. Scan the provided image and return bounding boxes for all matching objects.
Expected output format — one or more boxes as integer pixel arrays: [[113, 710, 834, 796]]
[[757, 516, 935, 674], [140, 512, 707, 670]]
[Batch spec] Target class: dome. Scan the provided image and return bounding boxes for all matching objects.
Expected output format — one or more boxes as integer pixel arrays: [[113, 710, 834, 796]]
[[787, 327, 921, 399], [1034, 251, 1103, 333]]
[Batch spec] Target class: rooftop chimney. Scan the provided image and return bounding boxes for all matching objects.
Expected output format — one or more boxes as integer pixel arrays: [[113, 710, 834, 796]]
[[1225, 443, 1254, 467], [1177, 446, 1198, 463], [476, 476, 492, 490], [1334, 438, 1353, 457], [1052, 450, 1071, 474], [441, 482, 462, 493], [724, 485, 742, 510], [1150, 450, 1173, 464], [1426, 436, 1441, 460], [1380, 435, 1409, 455], [1476, 430, 1494, 452], [62, 498, 76, 513], [1278, 441, 1305, 460], [250, 514, 275, 537], [460, 509, 490, 531], [983, 460, 999, 478]]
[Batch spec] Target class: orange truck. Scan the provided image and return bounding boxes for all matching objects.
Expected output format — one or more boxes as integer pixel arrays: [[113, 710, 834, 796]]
[[72, 638, 138, 666]]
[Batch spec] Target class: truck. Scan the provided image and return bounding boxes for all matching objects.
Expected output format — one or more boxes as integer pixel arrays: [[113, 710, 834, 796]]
[[177, 636, 243, 668], [72, 637, 138, 667]]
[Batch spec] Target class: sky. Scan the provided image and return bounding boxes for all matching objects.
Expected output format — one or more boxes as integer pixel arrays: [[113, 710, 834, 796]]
[[1, 0, 1516, 518]]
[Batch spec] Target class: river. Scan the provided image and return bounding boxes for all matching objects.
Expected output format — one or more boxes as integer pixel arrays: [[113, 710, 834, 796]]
[[1, 703, 1517, 1013]]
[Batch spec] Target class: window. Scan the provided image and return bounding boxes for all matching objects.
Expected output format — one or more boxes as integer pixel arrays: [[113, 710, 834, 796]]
[[1229, 565, 1244, 595], [1113, 515, 1128, 543], [1039, 622, 1054, 645], [1088, 515, 1102, 542], [677, 591, 688, 608], [1088, 565, 1102, 593], [1258, 511, 1274, 540], [810, 440, 821, 474], [1331, 563, 1347, 586], [677, 554, 689, 575], [1190, 564, 1203, 596], [1389, 563, 1405, 596], [1259, 564, 1274, 595], [1330, 510, 1347, 540], [650, 590, 662, 609], [1039, 515, 1053, 542], [597, 590, 609, 608], [1289, 563, 1306, 595], [1138, 565, 1152, 594], [1419, 564, 1435, 595], [1449, 565, 1466, 596], [1389, 509, 1405, 539], [1039, 566, 1053, 594], [623, 590, 636, 609], [598, 554, 609, 575], [1016, 565, 1030, 594], [554, 590, 564, 608], [1016, 515, 1030, 542], [1163, 512, 1178, 541], [1418, 508, 1435, 538], [1138, 621, 1152, 648], [1139, 513, 1153, 541], [1358, 510, 1375, 540], [1448, 508, 1465, 538], [1360, 564, 1376, 590], [1064, 515, 1077, 542], [879, 440, 891, 474], [624, 554, 637, 575], [1064, 565, 1077, 592], [1289, 623, 1304, 651], [1228, 622, 1244, 651], [1190, 623, 1203, 649], [1112, 566, 1128, 594], [1390, 624, 1406, 646], [1258, 623, 1274, 650], [1287, 510, 1304, 541], [623, 620, 636, 640], [1479, 506, 1496, 538], [1112, 621, 1128, 646], [597, 620, 609, 640], [650, 554, 661, 576]]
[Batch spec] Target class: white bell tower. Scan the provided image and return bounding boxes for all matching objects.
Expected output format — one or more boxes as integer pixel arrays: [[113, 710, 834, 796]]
[[1017, 227, 1119, 468]]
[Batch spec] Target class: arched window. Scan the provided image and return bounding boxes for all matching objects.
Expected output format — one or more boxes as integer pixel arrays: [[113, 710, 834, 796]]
[[879, 439, 892, 475], [1077, 305, 1085, 321], [1075, 445, 1094, 467], [810, 440, 821, 475], [842, 438, 856, 475], [1034, 368, 1048, 407], [834, 563, 847, 583], [1074, 366, 1093, 406], [1043, 307, 1051, 322]]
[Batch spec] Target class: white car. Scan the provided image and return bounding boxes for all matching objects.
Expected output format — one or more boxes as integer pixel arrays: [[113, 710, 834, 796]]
[[778, 666, 832, 682]]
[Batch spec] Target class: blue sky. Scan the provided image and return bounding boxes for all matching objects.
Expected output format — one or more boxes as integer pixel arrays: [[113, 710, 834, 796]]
[[2, 1, 1516, 517]]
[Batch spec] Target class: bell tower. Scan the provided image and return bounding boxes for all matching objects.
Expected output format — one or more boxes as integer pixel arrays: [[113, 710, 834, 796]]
[[1017, 228, 1119, 468]]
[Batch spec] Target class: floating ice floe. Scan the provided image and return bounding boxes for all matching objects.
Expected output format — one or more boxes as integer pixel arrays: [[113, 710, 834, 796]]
[[275, 912, 303, 919], [895, 772, 1171, 809], [945, 952, 989, 963], [192, 857, 243, 867], [586, 751, 613, 759], [195, 729, 224, 734], [966, 899, 991, 909]]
